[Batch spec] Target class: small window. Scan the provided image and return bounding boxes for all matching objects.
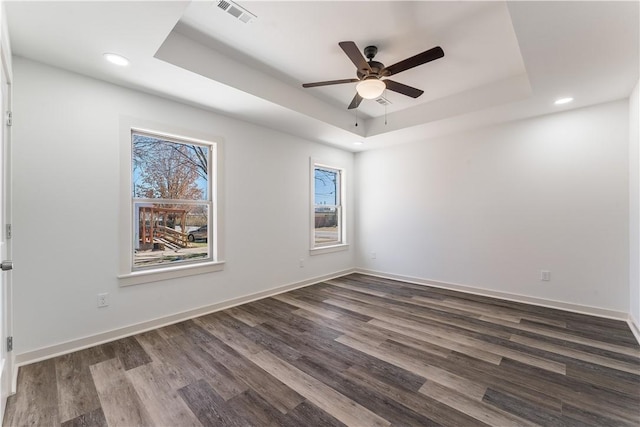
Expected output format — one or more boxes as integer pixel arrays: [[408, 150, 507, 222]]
[[312, 163, 345, 249], [132, 131, 214, 270]]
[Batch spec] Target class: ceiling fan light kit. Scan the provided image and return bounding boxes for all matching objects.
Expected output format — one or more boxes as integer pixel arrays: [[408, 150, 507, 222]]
[[356, 78, 386, 99], [302, 41, 444, 109]]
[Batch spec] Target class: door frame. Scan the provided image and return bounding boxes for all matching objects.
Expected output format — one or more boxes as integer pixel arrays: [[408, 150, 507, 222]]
[[0, 1, 14, 422]]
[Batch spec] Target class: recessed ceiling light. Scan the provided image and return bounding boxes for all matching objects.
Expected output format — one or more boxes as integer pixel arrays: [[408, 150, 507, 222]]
[[103, 53, 129, 67], [554, 97, 573, 105], [354, 141, 364, 146]]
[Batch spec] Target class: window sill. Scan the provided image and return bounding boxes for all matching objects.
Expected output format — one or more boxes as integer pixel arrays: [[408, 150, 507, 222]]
[[309, 244, 349, 255], [118, 261, 225, 287]]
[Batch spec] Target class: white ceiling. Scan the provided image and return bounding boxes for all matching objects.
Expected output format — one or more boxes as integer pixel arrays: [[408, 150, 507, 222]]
[[5, 1, 639, 152]]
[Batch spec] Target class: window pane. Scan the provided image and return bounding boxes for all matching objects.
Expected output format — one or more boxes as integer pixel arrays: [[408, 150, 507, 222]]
[[132, 133, 208, 200], [314, 167, 338, 206], [134, 202, 210, 268], [314, 206, 341, 246]]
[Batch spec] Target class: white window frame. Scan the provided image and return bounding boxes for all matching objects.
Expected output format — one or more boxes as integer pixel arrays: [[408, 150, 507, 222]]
[[118, 117, 224, 286], [310, 159, 348, 254]]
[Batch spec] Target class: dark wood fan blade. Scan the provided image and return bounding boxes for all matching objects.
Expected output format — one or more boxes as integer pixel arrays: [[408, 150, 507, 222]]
[[302, 78, 360, 88], [383, 46, 444, 76], [348, 93, 363, 109], [384, 80, 424, 98], [339, 41, 372, 72]]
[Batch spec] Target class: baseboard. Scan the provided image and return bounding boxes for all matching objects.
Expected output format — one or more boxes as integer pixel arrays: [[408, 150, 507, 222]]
[[13, 268, 355, 369], [628, 314, 640, 345], [355, 269, 628, 321]]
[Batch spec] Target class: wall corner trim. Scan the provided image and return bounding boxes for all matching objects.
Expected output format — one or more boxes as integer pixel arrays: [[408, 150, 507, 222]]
[[628, 314, 640, 346], [14, 268, 356, 368]]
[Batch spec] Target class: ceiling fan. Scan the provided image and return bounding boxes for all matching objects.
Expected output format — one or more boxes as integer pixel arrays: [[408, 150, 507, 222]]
[[302, 41, 444, 109]]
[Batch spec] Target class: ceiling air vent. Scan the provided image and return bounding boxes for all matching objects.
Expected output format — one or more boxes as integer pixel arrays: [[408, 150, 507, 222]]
[[375, 96, 392, 106], [217, 0, 257, 24]]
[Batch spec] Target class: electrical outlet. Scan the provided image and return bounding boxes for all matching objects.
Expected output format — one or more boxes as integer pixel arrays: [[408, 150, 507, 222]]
[[299, 258, 305, 268], [540, 270, 551, 281], [97, 293, 109, 308]]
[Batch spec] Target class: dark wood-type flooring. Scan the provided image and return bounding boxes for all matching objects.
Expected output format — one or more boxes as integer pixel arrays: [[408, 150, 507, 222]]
[[4, 273, 640, 426]]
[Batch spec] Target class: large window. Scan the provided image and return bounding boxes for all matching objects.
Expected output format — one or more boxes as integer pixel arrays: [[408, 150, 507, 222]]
[[119, 119, 223, 286], [312, 162, 345, 249], [131, 130, 214, 270]]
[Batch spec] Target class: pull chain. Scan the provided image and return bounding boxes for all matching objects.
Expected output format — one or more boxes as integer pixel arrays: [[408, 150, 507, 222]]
[[384, 89, 388, 125], [384, 89, 387, 126], [355, 107, 358, 127]]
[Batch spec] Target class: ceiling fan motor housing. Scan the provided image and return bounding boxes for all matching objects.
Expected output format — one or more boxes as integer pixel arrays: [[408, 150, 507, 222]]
[[357, 61, 386, 79]]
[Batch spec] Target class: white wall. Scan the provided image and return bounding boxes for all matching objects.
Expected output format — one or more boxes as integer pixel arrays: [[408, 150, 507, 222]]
[[630, 79, 640, 327], [356, 100, 630, 313], [11, 57, 354, 356]]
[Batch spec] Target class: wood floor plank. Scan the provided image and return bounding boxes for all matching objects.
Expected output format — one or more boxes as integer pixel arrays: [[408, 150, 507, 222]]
[[288, 290, 375, 323], [178, 379, 247, 427], [509, 320, 640, 358], [291, 354, 441, 427], [287, 309, 435, 392], [225, 305, 267, 327], [247, 350, 391, 427], [294, 307, 451, 358], [292, 307, 388, 346], [565, 360, 640, 396], [256, 322, 352, 373], [134, 330, 201, 390], [419, 380, 537, 427], [5, 273, 640, 427], [156, 324, 184, 340], [368, 318, 503, 365], [226, 388, 292, 427], [344, 365, 485, 427], [336, 334, 487, 402], [324, 279, 390, 298], [481, 388, 565, 426], [273, 293, 345, 320], [444, 352, 564, 413], [511, 333, 640, 375], [102, 336, 152, 371], [2, 359, 59, 427], [416, 294, 567, 329], [285, 401, 348, 427], [126, 362, 203, 427], [193, 313, 265, 355], [89, 358, 153, 427], [498, 358, 640, 423], [561, 402, 638, 427], [371, 316, 567, 375], [324, 292, 515, 343], [333, 275, 444, 301], [422, 296, 524, 323], [54, 347, 105, 422], [170, 332, 248, 400], [193, 329, 306, 414], [248, 300, 346, 343], [565, 319, 639, 346], [59, 407, 108, 427]]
